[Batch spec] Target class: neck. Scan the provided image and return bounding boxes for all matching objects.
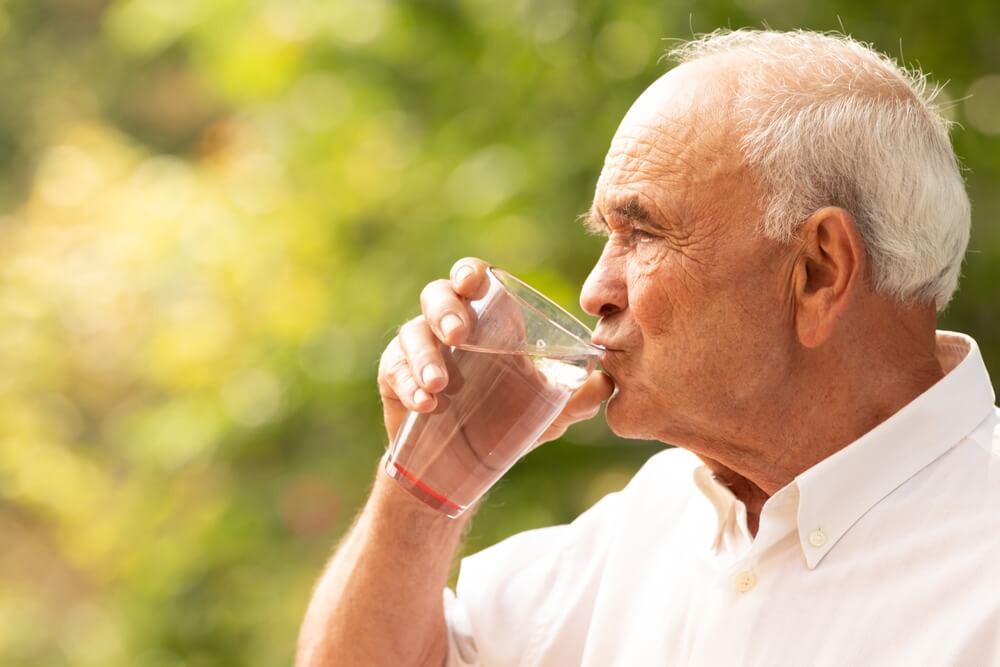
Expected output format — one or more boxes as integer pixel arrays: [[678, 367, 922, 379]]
[[690, 307, 943, 533]]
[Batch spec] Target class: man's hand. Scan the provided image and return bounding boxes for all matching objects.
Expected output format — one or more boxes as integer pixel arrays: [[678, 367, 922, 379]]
[[296, 259, 614, 667], [377, 256, 614, 449]]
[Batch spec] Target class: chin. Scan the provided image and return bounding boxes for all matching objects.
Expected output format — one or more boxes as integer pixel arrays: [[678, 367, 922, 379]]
[[603, 392, 646, 439], [604, 388, 675, 442]]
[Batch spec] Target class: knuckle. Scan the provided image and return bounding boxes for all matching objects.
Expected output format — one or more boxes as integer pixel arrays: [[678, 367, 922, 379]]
[[390, 361, 412, 382], [399, 317, 425, 339], [381, 354, 410, 386], [420, 279, 451, 304], [412, 347, 441, 370]]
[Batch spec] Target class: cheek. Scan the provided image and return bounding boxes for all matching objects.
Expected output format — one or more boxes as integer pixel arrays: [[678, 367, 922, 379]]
[[629, 277, 746, 389], [681, 283, 792, 403], [633, 242, 671, 283], [628, 248, 701, 341], [628, 247, 676, 325], [630, 283, 674, 341]]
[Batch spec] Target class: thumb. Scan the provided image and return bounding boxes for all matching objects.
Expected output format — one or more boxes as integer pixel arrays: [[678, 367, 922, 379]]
[[535, 370, 615, 447], [564, 369, 615, 419]]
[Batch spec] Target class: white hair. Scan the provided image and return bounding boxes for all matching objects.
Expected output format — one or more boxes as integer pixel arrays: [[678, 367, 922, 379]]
[[669, 29, 971, 310]]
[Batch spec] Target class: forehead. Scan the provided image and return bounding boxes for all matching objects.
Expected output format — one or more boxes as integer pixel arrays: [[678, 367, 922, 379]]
[[595, 62, 740, 217]]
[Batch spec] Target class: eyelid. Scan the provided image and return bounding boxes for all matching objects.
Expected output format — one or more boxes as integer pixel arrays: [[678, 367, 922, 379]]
[[587, 211, 659, 241]]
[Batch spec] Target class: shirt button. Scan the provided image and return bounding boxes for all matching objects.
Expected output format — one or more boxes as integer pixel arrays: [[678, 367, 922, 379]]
[[735, 570, 757, 593], [808, 529, 827, 548]]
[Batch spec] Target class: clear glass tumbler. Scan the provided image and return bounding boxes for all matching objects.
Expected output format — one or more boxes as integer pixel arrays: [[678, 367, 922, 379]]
[[385, 267, 604, 518]]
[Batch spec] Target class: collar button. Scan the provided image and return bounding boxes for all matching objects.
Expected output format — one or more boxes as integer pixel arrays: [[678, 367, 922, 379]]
[[735, 570, 757, 593], [808, 528, 827, 548]]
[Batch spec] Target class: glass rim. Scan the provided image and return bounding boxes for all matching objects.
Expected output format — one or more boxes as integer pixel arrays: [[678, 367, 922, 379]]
[[487, 266, 605, 356]]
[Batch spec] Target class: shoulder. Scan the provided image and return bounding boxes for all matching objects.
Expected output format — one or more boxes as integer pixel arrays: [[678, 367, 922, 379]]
[[964, 405, 1000, 471], [894, 409, 1000, 536], [452, 447, 702, 664], [992, 407, 1000, 453], [914, 408, 1000, 500], [624, 446, 702, 488], [457, 446, 701, 587], [615, 446, 704, 511]]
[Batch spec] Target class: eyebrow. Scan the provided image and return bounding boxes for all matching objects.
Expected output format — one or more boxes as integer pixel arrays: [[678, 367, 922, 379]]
[[580, 197, 659, 235]]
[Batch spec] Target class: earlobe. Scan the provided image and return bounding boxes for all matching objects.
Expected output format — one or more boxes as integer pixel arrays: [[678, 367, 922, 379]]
[[792, 207, 864, 349]]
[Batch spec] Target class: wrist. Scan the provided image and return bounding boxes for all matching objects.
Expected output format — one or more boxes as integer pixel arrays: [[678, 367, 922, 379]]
[[371, 452, 474, 534]]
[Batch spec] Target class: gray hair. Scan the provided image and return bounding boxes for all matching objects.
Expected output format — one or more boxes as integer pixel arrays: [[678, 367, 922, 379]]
[[669, 29, 970, 310]]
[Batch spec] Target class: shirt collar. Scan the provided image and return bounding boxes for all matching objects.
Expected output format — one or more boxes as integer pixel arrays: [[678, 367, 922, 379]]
[[692, 331, 996, 569], [794, 330, 995, 568]]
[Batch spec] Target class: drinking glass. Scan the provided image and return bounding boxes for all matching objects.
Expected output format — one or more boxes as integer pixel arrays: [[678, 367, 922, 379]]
[[385, 267, 603, 518]]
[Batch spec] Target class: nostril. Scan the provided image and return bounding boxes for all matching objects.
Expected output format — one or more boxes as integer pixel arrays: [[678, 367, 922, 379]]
[[598, 303, 619, 317]]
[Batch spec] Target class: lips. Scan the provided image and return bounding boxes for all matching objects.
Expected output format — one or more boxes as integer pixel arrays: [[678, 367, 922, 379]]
[[591, 340, 625, 367], [591, 328, 628, 367], [591, 337, 624, 352]]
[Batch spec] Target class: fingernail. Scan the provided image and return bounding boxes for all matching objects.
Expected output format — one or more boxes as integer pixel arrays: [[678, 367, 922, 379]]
[[455, 265, 474, 283], [421, 364, 444, 386], [414, 388, 431, 405], [441, 313, 463, 338]]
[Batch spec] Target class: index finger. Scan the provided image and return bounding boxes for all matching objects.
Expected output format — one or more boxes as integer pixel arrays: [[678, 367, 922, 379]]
[[450, 257, 491, 300]]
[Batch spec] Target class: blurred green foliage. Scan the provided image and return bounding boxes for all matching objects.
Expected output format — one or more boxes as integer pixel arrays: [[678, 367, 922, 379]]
[[0, 0, 997, 665]]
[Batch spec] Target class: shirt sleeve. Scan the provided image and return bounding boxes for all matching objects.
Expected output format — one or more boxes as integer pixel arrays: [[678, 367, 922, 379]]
[[442, 586, 479, 667], [442, 491, 624, 667]]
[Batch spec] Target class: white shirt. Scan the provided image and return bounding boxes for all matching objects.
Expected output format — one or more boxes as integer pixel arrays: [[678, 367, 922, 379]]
[[443, 331, 1000, 666]]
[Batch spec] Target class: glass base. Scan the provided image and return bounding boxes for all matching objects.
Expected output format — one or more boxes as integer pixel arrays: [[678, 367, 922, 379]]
[[385, 459, 465, 518]]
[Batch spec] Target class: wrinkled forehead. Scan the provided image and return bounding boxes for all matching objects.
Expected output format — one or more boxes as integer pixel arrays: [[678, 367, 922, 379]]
[[596, 61, 739, 205], [617, 62, 728, 131]]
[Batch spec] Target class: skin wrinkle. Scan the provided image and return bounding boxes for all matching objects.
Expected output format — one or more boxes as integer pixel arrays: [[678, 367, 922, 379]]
[[597, 123, 731, 276], [605, 131, 678, 173], [579, 55, 946, 535], [616, 192, 708, 302], [296, 34, 966, 667]]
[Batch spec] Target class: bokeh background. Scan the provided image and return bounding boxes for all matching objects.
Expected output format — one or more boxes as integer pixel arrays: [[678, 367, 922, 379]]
[[1, 0, 998, 664]]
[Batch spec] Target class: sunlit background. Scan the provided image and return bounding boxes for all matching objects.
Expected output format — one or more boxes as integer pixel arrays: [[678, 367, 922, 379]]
[[1, 0, 998, 664]]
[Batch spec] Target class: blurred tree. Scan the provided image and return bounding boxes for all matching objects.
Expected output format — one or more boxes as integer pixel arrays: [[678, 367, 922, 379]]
[[0, 0, 997, 664]]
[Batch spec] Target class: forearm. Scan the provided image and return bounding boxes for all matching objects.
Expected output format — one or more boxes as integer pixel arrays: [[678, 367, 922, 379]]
[[296, 454, 475, 667]]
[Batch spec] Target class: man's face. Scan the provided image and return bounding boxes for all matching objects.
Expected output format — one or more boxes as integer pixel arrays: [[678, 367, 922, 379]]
[[580, 61, 798, 448]]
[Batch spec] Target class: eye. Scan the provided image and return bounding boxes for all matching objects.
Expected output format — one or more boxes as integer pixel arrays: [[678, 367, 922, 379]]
[[632, 228, 658, 242]]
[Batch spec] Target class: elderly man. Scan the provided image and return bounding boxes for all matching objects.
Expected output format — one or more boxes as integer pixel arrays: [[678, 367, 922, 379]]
[[297, 30, 999, 666]]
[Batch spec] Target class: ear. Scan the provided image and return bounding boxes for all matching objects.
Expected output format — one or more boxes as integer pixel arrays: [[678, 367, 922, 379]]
[[792, 206, 866, 348]]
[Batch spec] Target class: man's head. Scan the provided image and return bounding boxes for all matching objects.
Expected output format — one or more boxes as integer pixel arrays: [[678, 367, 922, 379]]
[[580, 30, 970, 466]]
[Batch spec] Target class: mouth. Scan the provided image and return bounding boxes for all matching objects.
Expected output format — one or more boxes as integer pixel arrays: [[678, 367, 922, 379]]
[[591, 338, 624, 354], [594, 345, 624, 366]]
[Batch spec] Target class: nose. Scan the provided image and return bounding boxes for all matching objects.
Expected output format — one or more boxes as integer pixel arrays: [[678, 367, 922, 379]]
[[580, 244, 627, 318]]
